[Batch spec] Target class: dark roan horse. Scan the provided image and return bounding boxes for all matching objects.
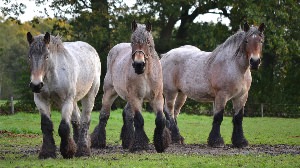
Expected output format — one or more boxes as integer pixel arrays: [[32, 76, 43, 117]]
[[161, 23, 265, 147], [26, 32, 101, 159], [91, 21, 171, 152]]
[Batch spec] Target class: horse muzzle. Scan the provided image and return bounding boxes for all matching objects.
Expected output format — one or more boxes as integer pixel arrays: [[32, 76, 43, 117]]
[[250, 57, 261, 70], [29, 82, 44, 93], [132, 61, 145, 74]]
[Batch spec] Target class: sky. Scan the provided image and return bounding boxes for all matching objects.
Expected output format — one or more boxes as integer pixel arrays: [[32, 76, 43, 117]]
[[1, 0, 230, 26]]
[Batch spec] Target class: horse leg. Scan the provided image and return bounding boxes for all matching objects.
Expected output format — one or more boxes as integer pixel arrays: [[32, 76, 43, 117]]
[[91, 86, 117, 148], [59, 100, 77, 159], [120, 103, 134, 149], [35, 95, 56, 159], [208, 93, 227, 147], [152, 95, 171, 153], [75, 84, 99, 157], [172, 92, 187, 144], [231, 96, 249, 148], [71, 103, 81, 144], [127, 99, 149, 152], [163, 91, 181, 144]]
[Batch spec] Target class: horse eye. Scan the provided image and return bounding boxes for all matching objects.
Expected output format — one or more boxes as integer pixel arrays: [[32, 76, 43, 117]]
[[260, 40, 264, 44], [245, 40, 248, 44]]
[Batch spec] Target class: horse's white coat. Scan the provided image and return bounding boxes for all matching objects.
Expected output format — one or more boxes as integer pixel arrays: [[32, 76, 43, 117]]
[[30, 36, 101, 124], [161, 26, 264, 118]]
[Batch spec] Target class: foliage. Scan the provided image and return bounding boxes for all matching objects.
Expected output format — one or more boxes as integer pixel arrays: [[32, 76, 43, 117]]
[[0, 0, 299, 116]]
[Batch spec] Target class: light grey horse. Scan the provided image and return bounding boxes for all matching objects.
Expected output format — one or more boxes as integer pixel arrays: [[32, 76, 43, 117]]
[[161, 23, 265, 147], [91, 21, 171, 153], [27, 32, 101, 159]]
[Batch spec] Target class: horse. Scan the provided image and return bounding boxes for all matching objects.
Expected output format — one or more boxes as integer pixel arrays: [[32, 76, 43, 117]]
[[91, 20, 171, 153], [26, 32, 101, 159], [161, 22, 265, 148]]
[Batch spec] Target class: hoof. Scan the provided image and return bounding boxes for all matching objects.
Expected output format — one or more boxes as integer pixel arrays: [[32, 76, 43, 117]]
[[207, 136, 224, 148], [154, 127, 171, 153], [38, 151, 56, 159], [60, 138, 77, 159], [75, 147, 91, 157], [171, 134, 185, 144], [129, 134, 149, 152], [232, 138, 249, 148], [38, 143, 56, 159], [90, 126, 106, 149]]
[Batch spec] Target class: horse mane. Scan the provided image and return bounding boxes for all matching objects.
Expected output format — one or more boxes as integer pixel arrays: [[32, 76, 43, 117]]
[[30, 34, 65, 54], [207, 26, 260, 65], [131, 23, 159, 59]]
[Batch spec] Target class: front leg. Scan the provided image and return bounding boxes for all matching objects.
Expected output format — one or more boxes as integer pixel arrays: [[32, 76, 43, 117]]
[[152, 96, 171, 153], [232, 108, 248, 148], [231, 96, 248, 148], [34, 94, 56, 159], [120, 103, 134, 149], [125, 98, 149, 152], [208, 93, 226, 147]]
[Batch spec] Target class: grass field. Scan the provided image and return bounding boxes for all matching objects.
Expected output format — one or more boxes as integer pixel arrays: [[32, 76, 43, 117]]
[[0, 110, 300, 167]]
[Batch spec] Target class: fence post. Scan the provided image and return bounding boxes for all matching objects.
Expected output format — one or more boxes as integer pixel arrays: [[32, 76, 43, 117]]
[[10, 96, 14, 114], [261, 103, 264, 117]]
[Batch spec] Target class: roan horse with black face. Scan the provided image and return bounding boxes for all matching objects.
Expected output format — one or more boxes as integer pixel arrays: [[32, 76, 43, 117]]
[[91, 21, 171, 152], [161, 23, 265, 147], [26, 32, 101, 159]]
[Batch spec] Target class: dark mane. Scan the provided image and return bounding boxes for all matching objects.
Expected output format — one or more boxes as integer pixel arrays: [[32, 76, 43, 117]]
[[207, 26, 262, 65]]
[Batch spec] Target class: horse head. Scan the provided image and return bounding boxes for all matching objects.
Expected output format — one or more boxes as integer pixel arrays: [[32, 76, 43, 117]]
[[243, 22, 265, 70], [26, 32, 51, 93], [130, 20, 154, 74]]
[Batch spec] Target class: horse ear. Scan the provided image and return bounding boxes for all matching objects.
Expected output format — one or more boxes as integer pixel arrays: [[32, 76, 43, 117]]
[[146, 21, 152, 32], [27, 32, 34, 44], [243, 22, 250, 32], [258, 23, 265, 33], [131, 20, 137, 32], [44, 32, 50, 44]]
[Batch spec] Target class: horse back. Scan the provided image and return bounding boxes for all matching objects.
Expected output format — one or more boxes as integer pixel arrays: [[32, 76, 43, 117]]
[[54, 41, 101, 100], [161, 46, 214, 101]]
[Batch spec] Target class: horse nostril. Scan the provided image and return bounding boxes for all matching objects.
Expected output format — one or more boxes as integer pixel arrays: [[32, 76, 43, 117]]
[[257, 58, 261, 64], [40, 82, 44, 88]]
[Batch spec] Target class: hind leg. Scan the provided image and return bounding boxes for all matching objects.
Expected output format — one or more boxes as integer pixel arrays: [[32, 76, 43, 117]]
[[34, 94, 56, 159], [71, 103, 81, 144], [163, 90, 182, 144], [120, 103, 134, 149], [208, 92, 227, 147], [75, 83, 99, 157], [172, 92, 187, 144], [231, 94, 248, 148], [91, 85, 118, 148]]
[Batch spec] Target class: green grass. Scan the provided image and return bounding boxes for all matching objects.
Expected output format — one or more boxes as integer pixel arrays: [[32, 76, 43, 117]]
[[0, 110, 300, 167]]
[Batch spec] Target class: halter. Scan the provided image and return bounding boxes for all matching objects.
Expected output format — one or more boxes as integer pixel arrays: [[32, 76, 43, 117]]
[[131, 50, 149, 59]]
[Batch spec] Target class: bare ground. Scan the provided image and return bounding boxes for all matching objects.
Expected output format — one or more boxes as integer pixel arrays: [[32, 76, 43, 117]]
[[1, 144, 299, 159]]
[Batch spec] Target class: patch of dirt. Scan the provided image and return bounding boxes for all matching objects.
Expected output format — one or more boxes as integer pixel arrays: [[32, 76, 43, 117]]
[[0, 130, 39, 138], [1, 144, 299, 159]]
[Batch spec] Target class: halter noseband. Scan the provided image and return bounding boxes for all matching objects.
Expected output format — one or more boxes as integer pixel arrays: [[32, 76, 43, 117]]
[[132, 50, 149, 59]]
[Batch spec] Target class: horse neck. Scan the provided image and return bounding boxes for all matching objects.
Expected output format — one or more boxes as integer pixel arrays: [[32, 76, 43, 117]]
[[208, 34, 250, 74]]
